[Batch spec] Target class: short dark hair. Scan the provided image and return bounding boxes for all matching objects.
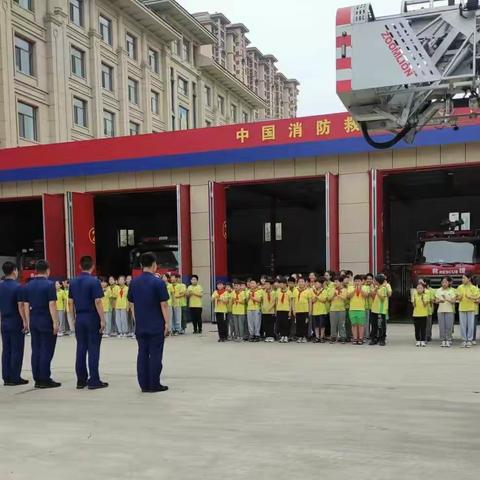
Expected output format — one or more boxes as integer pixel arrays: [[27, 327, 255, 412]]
[[35, 259, 50, 274], [2, 261, 17, 276], [80, 256, 94, 271], [140, 252, 157, 268], [288, 276, 296, 283], [191, 274, 199, 281], [354, 274, 362, 281], [375, 274, 386, 284], [366, 273, 374, 278]]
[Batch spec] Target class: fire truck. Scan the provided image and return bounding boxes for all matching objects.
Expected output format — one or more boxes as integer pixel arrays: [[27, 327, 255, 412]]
[[336, 0, 480, 149], [130, 237, 179, 278], [412, 221, 480, 287]]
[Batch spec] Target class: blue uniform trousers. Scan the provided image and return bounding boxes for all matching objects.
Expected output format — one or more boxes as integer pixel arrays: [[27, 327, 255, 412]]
[[136, 333, 165, 391], [30, 327, 57, 382], [1, 329, 25, 382], [75, 319, 102, 386]]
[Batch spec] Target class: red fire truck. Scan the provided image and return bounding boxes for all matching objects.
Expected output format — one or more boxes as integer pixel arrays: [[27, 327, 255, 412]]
[[18, 239, 44, 283], [130, 237, 179, 278], [411, 224, 480, 288]]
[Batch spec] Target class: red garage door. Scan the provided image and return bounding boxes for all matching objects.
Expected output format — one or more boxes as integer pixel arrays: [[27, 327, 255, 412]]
[[42, 194, 67, 278], [66, 192, 96, 276]]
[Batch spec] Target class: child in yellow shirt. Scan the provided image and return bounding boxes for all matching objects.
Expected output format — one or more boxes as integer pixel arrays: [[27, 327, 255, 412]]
[[212, 281, 229, 342], [347, 275, 370, 345], [261, 278, 277, 342], [330, 276, 348, 343], [276, 277, 293, 343], [247, 280, 263, 342], [412, 283, 429, 347], [231, 280, 247, 341], [311, 278, 329, 343]]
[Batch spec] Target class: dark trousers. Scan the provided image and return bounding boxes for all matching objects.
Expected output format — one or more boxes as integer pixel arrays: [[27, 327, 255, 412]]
[[414, 316, 427, 341], [216, 313, 228, 340], [277, 311, 290, 337], [370, 313, 387, 342], [262, 314, 275, 337], [190, 307, 203, 333], [345, 310, 352, 340], [30, 327, 56, 382], [75, 320, 102, 386], [325, 313, 331, 337], [136, 333, 165, 391], [295, 312, 309, 338], [1, 329, 25, 382], [181, 306, 189, 330]]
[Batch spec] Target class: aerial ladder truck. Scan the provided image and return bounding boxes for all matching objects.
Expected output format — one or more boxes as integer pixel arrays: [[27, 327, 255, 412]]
[[336, 0, 480, 148]]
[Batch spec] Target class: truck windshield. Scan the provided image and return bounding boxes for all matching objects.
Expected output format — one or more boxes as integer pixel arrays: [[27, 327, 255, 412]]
[[132, 250, 178, 269], [418, 240, 476, 264]]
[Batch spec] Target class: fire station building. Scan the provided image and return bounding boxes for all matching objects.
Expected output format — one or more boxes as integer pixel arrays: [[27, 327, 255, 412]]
[[0, 111, 479, 317]]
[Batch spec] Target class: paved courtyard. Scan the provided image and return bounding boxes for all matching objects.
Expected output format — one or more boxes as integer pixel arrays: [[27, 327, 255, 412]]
[[1, 324, 479, 480]]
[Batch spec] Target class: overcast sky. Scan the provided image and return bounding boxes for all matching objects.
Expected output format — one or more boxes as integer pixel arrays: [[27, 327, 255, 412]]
[[180, 0, 397, 116]]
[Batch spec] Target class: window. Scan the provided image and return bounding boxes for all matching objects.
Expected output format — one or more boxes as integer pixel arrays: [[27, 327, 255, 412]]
[[71, 46, 85, 78], [17, 101, 37, 141], [182, 38, 191, 62], [230, 104, 238, 122], [218, 95, 225, 115], [178, 106, 189, 130], [128, 78, 139, 104], [178, 77, 188, 96], [151, 90, 160, 115], [14, 35, 33, 76], [129, 121, 140, 136], [103, 110, 115, 137], [242, 111, 249, 123], [148, 48, 159, 74], [101, 63, 113, 91], [172, 39, 181, 56], [14, 0, 33, 11], [204, 85, 212, 107], [69, 0, 83, 27], [99, 15, 112, 45], [73, 97, 87, 127], [118, 229, 135, 248], [126, 33, 137, 60]]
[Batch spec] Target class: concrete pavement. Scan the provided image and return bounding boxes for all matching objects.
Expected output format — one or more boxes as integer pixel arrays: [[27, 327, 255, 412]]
[[1, 324, 479, 480]]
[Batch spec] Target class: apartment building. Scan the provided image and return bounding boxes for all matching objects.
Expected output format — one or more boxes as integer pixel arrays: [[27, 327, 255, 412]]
[[0, 0, 267, 148], [194, 11, 300, 121]]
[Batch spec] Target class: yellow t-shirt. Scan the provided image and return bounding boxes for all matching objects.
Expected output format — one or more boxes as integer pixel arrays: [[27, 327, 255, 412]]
[[212, 290, 229, 313], [371, 284, 392, 315], [247, 289, 263, 311], [412, 291, 429, 317], [56, 290, 65, 311], [276, 289, 292, 312], [115, 286, 129, 310], [261, 290, 277, 314], [187, 285, 203, 308], [457, 284, 479, 312], [348, 285, 369, 311], [330, 287, 347, 312], [172, 283, 187, 308], [231, 291, 247, 315], [293, 287, 311, 313], [102, 291, 112, 312], [312, 288, 329, 316]]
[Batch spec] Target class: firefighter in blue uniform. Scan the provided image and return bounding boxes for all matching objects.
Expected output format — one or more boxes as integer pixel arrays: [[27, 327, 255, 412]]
[[128, 252, 170, 393], [0, 261, 28, 386], [24, 260, 61, 389], [69, 256, 108, 390]]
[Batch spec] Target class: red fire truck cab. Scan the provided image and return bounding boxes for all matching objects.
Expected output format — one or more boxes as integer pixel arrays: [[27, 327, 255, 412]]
[[411, 228, 480, 288], [130, 237, 179, 278]]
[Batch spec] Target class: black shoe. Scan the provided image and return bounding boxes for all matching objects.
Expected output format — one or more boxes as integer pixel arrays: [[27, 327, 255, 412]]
[[36, 380, 62, 389], [369, 340, 377, 346], [379, 340, 386, 346], [88, 382, 109, 390], [76, 382, 87, 390], [8, 378, 29, 386], [150, 385, 169, 393]]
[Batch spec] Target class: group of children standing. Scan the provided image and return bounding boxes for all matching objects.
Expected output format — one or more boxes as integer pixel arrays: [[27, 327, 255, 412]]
[[411, 274, 479, 348], [212, 271, 393, 345]]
